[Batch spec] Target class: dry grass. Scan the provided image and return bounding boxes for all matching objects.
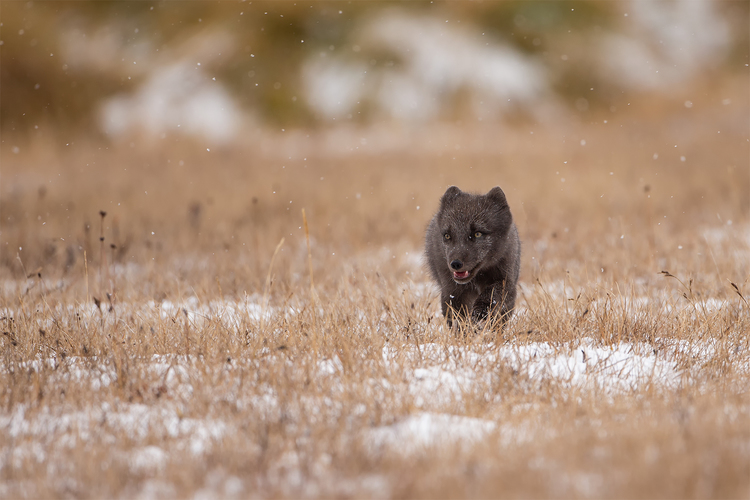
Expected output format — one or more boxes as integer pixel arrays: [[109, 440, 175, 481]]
[[1, 76, 749, 498]]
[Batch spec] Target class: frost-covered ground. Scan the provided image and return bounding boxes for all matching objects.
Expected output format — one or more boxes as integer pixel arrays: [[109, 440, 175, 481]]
[[1, 298, 724, 484], [2, 261, 749, 498]]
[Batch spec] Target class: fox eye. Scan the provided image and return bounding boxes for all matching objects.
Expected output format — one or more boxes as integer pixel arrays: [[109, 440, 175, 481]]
[[444, 233, 451, 240], [474, 231, 483, 238]]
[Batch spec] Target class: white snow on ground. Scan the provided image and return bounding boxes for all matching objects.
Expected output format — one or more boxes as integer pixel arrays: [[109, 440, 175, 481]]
[[1, 335, 687, 470], [129, 445, 168, 473], [154, 297, 279, 325], [384, 338, 681, 409], [367, 412, 496, 454], [3, 402, 227, 457], [2, 279, 746, 495], [501, 340, 680, 391], [2, 296, 284, 334], [368, 337, 693, 450], [1, 400, 229, 494]]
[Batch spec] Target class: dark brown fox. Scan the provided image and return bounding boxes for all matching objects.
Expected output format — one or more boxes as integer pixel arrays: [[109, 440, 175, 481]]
[[425, 186, 521, 328]]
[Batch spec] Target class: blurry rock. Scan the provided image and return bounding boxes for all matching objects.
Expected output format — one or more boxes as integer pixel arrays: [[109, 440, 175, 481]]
[[100, 61, 241, 143], [303, 10, 552, 123], [599, 0, 730, 89]]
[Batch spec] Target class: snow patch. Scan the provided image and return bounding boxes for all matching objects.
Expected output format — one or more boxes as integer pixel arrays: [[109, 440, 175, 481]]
[[367, 412, 496, 454]]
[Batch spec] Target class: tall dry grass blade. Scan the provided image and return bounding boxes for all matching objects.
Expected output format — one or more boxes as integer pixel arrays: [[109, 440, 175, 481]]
[[730, 281, 748, 307], [216, 277, 224, 301], [109, 243, 117, 324], [84, 250, 90, 306], [302, 209, 315, 296], [15, 253, 27, 280], [99, 211, 106, 299], [302, 208, 318, 358], [261, 237, 285, 332]]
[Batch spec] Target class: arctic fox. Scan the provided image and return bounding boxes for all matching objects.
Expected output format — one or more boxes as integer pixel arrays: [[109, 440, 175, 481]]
[[425, 186, 521, 328]]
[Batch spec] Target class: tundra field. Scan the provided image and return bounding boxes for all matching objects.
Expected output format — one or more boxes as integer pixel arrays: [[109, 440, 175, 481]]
[[1, 81, 750, 498]]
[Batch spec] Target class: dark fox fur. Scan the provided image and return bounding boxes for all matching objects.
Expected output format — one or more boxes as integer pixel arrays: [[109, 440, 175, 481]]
[[425, 186, 521, 327]]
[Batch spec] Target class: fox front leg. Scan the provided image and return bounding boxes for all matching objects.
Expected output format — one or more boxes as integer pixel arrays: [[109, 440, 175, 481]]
[[473, 281, 516, 326], [441, 287, 477, 328]]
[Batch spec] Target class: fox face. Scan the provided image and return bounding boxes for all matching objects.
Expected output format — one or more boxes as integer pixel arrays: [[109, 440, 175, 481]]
[[436, 186, 513, 284]]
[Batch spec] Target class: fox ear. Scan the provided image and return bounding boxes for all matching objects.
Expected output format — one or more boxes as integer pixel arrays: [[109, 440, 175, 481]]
[[440, 186, 462, 209], [487, 186, 508, 207]]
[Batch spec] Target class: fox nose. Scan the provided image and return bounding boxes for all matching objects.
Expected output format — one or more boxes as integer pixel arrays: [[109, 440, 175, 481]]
[[450, 260, 463, 270]]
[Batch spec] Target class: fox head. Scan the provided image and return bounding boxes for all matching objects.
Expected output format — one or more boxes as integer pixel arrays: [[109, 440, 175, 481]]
[[436, 186, 514, 284]]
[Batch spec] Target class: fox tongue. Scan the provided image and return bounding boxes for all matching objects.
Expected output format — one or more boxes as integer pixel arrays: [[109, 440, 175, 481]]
[[453, 271, 469, 279]]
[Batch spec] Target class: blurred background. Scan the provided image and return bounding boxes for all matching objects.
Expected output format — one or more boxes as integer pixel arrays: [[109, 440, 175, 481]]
[[1, 1, 748, 295], [3, 1, 748, 133]]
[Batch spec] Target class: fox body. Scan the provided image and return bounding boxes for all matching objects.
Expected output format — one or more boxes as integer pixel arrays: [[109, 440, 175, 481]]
[[425, 186, 521, 327]]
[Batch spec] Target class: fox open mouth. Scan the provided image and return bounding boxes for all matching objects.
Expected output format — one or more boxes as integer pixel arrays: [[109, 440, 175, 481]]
[[452, 267, 476, 283]]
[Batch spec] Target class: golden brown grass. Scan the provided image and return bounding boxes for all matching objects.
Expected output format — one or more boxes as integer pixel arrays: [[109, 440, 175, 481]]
[[1, 76, 749, 498]]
